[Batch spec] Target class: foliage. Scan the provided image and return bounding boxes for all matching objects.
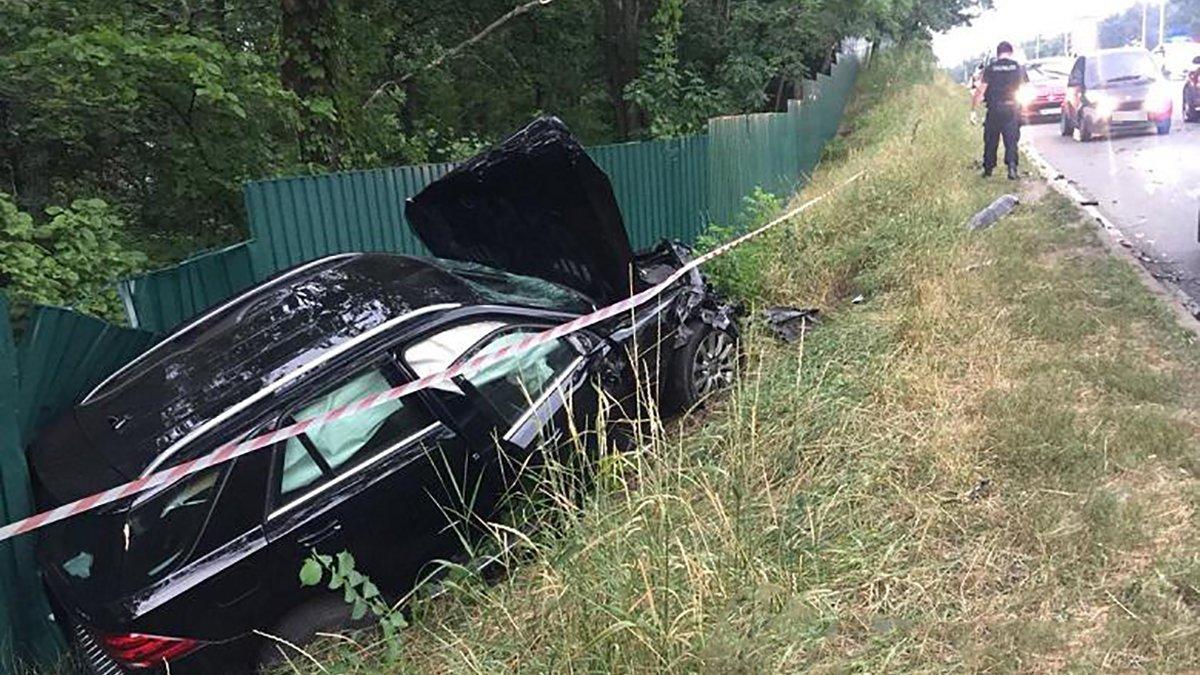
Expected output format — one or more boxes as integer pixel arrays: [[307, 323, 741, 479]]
[[695, 187, 782, 303], [624, 0, 727, 138], [0, 0, 985, 316], [1100, 1, 1200, 49], [0, 193, 146, 323], [298, 550, 409, 657]]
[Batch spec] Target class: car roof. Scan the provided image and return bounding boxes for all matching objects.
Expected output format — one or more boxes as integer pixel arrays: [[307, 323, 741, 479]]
[[66, 252, 588, 482]]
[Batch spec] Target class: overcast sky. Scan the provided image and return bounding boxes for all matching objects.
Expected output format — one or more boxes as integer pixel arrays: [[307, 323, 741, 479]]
[[933, 0, 1148, 64]]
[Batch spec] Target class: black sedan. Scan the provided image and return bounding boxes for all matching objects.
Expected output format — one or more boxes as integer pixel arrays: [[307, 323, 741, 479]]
[[29, 118, 739, 674]]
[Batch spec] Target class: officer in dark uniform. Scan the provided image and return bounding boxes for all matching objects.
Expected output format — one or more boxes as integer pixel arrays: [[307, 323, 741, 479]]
[[970, 41, 1028, 180]]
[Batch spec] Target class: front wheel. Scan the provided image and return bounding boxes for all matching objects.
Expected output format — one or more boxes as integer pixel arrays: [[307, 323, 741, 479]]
[[1156, 118, 1172, 135], [1185, 89, 1199, 122], [660, 321, 740, 417], [1078, 115, 1094, 142]]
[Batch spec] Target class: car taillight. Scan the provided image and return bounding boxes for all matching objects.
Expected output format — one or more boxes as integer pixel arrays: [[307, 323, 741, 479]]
[[97, 631, 204, 668]]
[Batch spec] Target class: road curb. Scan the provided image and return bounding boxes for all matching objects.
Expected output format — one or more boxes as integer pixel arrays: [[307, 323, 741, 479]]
[[1020, 140, 1200, 337]]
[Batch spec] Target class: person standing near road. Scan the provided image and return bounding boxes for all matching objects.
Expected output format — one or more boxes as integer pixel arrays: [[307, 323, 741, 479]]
[[970, 41, 1028, 180]]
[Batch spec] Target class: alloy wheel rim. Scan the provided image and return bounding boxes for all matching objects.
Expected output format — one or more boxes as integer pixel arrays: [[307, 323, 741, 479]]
[[691, 331, 736, 399]]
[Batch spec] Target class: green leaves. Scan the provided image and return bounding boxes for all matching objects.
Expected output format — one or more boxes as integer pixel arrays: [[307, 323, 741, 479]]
[[298, 558, 323, 586], [296, 548, 408, 648], [0, 193, 147, 324]]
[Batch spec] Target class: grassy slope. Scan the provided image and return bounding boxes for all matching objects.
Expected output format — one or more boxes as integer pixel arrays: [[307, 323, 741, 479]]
[[315, 49, 1200, 672]]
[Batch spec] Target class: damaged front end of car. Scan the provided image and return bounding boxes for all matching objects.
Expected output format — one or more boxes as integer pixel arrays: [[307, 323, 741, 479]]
[[406, 114, 739, 346]]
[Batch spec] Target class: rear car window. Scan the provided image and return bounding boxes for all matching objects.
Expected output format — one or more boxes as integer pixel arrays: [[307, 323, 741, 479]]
[[123, 468, 225, 581], [278, 367, 434, 499]]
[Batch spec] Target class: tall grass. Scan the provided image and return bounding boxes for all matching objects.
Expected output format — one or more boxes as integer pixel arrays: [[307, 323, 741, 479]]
[[296, 47, 1200, 673]]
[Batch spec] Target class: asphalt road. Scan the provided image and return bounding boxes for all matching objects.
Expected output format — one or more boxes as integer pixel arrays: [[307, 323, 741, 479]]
[[1023, 90, 1200, 300]]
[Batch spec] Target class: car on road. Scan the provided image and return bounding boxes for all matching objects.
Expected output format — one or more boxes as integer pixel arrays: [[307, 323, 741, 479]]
[[29, 117, 740, 674], [1061, 47, 1175, 141], [1153, 40, 1200, 81], [1018, 57, 1072, 123], [1184, 55, 1200, 122]]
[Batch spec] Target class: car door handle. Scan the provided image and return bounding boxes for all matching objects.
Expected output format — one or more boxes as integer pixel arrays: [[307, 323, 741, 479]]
[[296, 520, 342, 548]]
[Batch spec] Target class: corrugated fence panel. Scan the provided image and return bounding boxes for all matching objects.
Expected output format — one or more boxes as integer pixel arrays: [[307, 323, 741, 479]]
[[117, 242, 258, 334], [707, 51, 861, 229], [243, 163, 456, 276], [587, 135, 710, 248], [0, 297, 63, 671], [15, 307, 158, 436]]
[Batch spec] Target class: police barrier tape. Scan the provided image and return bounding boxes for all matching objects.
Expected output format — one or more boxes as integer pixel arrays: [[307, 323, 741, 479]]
[[0, 172, 863, 544]]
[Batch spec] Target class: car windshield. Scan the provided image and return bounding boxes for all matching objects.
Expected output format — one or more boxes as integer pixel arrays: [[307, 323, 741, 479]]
[[1087, 52, 1158, 86]]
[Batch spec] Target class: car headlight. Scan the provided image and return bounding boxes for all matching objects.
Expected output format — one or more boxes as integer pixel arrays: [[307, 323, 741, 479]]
[[1088, 91, 1117, 117], [1016, 84, 1037, 107]]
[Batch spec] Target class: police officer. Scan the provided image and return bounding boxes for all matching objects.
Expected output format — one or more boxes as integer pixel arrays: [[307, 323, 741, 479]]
[[970, 41, 1028, 180]]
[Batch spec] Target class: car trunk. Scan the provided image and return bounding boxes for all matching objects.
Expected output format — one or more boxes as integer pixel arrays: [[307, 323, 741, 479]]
[[406, 117, 639, 306]]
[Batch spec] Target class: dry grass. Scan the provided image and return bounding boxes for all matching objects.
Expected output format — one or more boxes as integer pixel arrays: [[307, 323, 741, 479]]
[[297, 49, 1200, 674]]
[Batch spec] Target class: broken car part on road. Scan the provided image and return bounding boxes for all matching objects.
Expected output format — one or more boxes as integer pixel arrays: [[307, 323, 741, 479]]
[[763, 307, 821, 343], [965, 194, 1020, 231]]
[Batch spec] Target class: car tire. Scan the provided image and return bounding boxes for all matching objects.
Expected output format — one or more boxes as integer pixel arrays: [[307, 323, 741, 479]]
[[1185, 89, 1199, 123], [1078, 115, 1094, 142], [256, 596, 375, 671], [1060, 111, 1074, 136], [1156, 118, 1172, 135], [659, 320, 741, 417]]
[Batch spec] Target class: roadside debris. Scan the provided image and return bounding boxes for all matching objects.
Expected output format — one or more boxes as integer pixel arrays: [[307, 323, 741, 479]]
[[851, 294, 866, 304], [965, 478, 993, 502], [763, 307, 820, 343], [965, 194, 1019, 231]]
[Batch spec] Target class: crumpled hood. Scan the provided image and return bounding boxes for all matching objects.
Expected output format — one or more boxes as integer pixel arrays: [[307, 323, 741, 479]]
[[406, 116, 637, 304]]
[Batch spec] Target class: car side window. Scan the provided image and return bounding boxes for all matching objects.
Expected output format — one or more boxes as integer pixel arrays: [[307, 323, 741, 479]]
[[457, 328, 580, 426], [403, 322, 581, 428], [276, 364, 434, 500]]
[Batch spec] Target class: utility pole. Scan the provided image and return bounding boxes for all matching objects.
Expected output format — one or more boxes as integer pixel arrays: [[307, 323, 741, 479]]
[[1141, 2, 1148, 46], [1158, 0, 1167, 48]]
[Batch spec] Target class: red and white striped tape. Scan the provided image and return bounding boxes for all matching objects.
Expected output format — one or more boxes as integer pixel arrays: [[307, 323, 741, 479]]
[[0, 172, 862, 544]]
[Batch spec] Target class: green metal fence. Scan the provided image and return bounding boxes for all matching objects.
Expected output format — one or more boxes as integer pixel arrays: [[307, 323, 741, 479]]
[[0, 299, 157, 671], [120, 51, 862, 334], [117, 241, 256, 333], [587, 134, 711, 249]]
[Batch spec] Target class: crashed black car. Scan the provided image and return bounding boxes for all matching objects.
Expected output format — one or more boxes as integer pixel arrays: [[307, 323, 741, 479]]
[[29, 118, 739, 674]]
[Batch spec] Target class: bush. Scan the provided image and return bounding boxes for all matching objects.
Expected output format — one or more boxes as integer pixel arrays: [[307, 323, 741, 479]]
[[0, 193, 147, 324], [694, 187, 782, 303]]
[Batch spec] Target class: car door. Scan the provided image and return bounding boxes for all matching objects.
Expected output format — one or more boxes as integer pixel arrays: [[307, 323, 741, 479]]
[[260, 356, 465, 593]]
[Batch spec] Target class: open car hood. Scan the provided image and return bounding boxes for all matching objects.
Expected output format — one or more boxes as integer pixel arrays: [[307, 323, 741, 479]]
[[406, 117, 636, 305]]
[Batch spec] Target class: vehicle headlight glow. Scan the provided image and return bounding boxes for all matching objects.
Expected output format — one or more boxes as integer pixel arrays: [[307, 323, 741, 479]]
[[1147, 81, 1174, 113], [1088, 91, 1118, 117], [1016, 84, 1037, 107]]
